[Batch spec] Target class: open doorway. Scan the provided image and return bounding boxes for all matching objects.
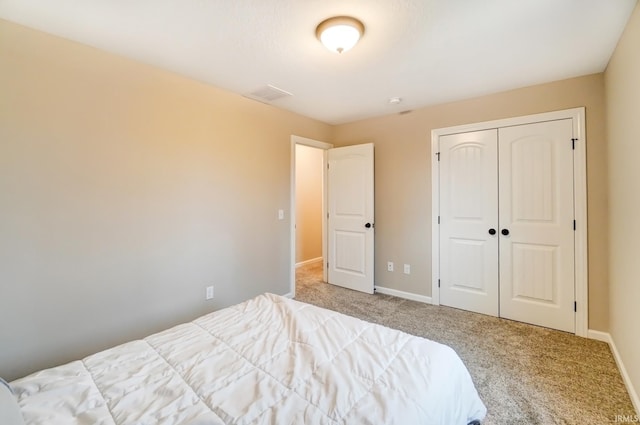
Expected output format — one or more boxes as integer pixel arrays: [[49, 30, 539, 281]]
[[290, 136, 332, 297], [290, 136, 376, 298], [295, 144, 324, 285]]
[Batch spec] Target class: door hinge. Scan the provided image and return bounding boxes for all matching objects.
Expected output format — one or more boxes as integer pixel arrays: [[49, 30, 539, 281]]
[[571, 138, 578, 150], [574, 301, 577, 312], [327, 163, 330, 169], [327, 212, 329, 219], [436, 152, 440, 161], [438, 279, 441, 288], [573, 220, 576, 231], [438, 216, 440, 224], [327, 262, 329, 269]]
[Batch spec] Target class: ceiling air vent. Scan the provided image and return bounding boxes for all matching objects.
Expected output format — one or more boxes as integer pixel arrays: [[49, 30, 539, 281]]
[[244, 85, 293, 104]]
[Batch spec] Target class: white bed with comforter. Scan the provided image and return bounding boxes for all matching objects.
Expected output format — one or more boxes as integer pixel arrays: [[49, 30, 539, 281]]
[[4, 293, 486, 424]]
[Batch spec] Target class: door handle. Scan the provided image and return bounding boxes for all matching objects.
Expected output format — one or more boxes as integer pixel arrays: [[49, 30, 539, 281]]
[[501, 228, 510, 236], [488, 228, 496, 235], [365, 222, 373, 229]]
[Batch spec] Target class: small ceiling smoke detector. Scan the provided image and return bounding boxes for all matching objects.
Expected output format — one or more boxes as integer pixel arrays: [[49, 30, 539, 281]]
[[388, 97, 402, 105], [316, 16, 365, 54]]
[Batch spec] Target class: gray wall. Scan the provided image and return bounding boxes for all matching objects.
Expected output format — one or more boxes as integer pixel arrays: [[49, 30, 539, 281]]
[[0, 20, 331, 381], [604, 1, 640, 411], [333, 73, 610, 331]]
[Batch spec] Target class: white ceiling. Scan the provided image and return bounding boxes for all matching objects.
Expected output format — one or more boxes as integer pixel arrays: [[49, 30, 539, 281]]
[[0, 0, 636, 124]]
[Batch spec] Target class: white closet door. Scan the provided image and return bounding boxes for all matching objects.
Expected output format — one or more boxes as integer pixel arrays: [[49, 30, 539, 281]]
[[498, 120, 575, 333], [439, 130, 499, 316]]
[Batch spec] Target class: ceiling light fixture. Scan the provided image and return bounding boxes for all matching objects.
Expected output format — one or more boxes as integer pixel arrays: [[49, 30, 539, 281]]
[[316, 16, 365, 54]]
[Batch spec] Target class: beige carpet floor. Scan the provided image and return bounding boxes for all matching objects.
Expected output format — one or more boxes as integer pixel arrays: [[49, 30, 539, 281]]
[[294, 261, 636, 425]]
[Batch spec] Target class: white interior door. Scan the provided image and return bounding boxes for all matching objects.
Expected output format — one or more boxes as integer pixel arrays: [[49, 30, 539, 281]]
[[498, 120, 575, 333], [327, 143, 374, 294], [439, 130, 499, 316]]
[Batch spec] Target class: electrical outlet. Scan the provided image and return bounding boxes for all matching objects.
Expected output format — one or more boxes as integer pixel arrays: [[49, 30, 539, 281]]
[[206, 286, 214, 300], [278, 209, 284, 220], [387, 261, 394, 272], [404, 264, 411, 275]]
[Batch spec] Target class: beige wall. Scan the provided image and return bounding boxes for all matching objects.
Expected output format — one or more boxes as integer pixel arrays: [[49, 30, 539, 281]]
[[605, 2, 640, 411], [333, 73, 609, 331], [0, 19, 331, 381], [0, 11, 627, 382], [295, 144, 323, 263]]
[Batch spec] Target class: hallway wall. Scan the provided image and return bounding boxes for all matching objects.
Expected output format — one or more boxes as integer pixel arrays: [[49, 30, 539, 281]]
[[295, 144, 323, 264]]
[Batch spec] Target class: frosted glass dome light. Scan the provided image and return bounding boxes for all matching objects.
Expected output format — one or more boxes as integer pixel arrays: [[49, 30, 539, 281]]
[[316, 16, 365, 54]]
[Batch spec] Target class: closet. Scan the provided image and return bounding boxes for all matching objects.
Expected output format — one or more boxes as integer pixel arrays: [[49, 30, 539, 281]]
[[432, 109, 587, 334]]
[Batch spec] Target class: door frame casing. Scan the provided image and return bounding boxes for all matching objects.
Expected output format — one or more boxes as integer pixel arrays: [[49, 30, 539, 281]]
[[290, 135, 333, 298], [430, 107, 588, 337]]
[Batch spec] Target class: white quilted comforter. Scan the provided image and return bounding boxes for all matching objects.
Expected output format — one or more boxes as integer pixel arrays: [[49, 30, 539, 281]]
[[11, 293, 486, 424]]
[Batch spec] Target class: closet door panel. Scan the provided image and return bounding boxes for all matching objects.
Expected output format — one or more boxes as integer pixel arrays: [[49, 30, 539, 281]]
[[498, 119, 575, 333], [439, 130, 499, 316]]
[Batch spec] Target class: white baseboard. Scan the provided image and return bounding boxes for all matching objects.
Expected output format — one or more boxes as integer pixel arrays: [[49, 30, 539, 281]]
[[295, 257, 323, 268], [374, 286, 433, 304], [587, 329, 610, 343], [588, 329, 640, 414]]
